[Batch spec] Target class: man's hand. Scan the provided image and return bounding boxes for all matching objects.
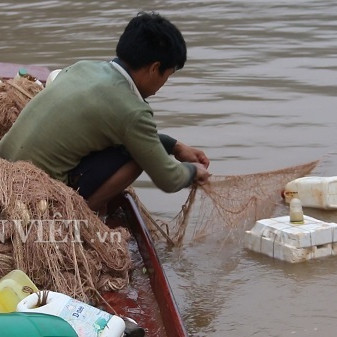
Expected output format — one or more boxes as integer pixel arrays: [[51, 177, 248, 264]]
[[173, 141, 211, 185], [192, 162, 211, 185], [173, 141, 210, 168]]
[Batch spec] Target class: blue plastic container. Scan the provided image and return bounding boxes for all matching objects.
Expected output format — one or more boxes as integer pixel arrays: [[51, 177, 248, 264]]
[[0, 312, 78, 337]]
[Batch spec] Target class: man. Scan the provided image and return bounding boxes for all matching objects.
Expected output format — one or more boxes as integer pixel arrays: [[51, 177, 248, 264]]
[[0, 12, 210, 213]]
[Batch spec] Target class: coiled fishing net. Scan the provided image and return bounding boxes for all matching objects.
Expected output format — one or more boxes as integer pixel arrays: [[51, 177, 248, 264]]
[[0, 158, 131, 304]]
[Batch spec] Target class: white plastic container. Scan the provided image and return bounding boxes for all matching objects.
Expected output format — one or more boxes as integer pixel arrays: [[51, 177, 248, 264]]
[[16, 291, 125, 337], [0, 270, 38, 313], [283, 176, 337, 209], [289, 198, 304, 224]]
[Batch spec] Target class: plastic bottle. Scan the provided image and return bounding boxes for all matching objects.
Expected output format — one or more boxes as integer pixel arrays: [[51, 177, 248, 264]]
[[0, 312, 78, 337], [0, 269, 38, 313], [17, 290, 126, 337], [283, 176, 337, 209], [289, 198, 304, 224], [15, 67, 44, 87]]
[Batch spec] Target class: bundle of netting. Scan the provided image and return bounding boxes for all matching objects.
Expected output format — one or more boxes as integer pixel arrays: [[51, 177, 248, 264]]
[[0, 77, 43, 139], [0, 158, 131, 304]]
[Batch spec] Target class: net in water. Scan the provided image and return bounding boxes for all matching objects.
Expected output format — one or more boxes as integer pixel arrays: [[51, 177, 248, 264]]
[[130, 160, 319, 245]]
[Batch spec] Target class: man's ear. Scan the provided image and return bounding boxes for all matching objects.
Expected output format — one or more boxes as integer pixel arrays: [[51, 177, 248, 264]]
[[149, 61, 161, 75]]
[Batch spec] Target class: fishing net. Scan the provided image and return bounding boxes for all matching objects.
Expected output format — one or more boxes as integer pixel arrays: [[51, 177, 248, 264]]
[[0, 158, 131, 304], [129, 160, 319, 245], [0, 77, 43, 139]]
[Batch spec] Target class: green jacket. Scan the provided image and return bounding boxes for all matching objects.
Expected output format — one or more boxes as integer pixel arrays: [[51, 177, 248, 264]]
[[0, 60, 195, 192]]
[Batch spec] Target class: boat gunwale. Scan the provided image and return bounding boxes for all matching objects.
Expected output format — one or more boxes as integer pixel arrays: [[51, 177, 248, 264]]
[[0, 62, 50, 83], [120, 192, 188, 337]]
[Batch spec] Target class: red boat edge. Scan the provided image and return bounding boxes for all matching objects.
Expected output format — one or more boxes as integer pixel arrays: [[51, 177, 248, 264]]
[[0, 62, 50, 83], [118, 192, 188, 337]]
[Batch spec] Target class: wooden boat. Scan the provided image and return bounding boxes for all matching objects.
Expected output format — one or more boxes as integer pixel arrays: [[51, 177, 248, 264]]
[[0, 62, 189, 337], [107, 192, 188, 337]]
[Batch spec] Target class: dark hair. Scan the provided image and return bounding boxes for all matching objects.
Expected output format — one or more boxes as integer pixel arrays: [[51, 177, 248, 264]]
[[116, 12, 187, 73]]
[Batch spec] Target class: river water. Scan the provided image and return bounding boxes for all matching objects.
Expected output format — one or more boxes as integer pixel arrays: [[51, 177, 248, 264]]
[[2, 1, 337, 336]]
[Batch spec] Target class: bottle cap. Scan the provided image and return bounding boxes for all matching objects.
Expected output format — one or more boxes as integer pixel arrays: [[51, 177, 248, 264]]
[[18, 68, 28, 77]]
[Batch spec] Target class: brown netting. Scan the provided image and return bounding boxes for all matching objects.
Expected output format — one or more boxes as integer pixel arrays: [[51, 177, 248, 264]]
[[129, 160, 319, 245], [0, 159, 131, 304], [0, 77, 43, 139]]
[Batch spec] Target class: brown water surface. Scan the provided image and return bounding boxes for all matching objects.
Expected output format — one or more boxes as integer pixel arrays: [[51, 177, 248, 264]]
[[2, 1, 337, 336]]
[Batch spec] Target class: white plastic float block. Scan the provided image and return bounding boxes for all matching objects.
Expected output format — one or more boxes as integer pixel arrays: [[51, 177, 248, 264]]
[[244, 215, 337, 263]]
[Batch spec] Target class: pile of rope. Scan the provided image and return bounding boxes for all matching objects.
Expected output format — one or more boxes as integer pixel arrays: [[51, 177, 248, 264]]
[[0, 77, 132, 305]]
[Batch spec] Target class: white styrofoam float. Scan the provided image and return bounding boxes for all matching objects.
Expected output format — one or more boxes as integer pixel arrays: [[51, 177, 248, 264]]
[[244, 214, 337, 263]]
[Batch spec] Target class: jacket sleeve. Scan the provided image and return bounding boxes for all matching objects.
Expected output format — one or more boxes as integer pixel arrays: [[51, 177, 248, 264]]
[[121, 111, 196, 192], [158, 133, 177, 154]]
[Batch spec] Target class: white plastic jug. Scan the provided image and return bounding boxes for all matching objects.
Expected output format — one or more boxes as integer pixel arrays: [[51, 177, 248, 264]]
[[0, 270, 38, 313], [16, 291, 125, 337], [284, 176, 337, 209]]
